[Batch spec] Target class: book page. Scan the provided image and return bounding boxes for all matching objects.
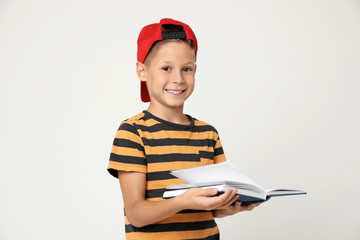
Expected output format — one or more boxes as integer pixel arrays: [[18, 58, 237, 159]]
[[266, 189, 307, 197], [170, 161, 264, 191]]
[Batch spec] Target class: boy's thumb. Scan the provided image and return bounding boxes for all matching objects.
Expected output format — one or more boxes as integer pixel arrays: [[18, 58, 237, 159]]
[[202, 188, 218, 196]]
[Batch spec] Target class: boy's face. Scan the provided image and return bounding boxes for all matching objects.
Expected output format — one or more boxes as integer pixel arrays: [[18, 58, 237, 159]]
[[137, 41, 196, 111]]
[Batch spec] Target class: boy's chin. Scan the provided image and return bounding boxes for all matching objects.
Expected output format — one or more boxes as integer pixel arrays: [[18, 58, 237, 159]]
[[160, 99, 186, 110]]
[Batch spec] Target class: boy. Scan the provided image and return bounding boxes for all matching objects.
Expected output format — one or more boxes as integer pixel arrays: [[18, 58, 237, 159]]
[[107, 18, 260, 240]]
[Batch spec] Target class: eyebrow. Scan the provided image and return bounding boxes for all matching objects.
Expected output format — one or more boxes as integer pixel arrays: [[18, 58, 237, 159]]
[[161, 61, 195, 65]]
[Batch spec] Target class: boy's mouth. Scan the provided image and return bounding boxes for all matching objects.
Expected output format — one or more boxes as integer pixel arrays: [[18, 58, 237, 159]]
[[165, 89, 185, 95]]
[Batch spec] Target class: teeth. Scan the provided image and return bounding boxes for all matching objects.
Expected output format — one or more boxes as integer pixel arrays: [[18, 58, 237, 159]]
[[167, 90, 183, 94]]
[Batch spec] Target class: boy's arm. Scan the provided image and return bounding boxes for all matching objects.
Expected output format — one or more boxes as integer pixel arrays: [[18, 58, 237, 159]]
[[118, 171, 239, 228]]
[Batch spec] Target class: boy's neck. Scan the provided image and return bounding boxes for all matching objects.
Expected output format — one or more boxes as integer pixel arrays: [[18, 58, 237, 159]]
[[146, 105, 190, 125]]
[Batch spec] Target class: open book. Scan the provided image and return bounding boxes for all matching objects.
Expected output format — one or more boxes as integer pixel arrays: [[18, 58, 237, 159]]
[[163, 162, 306, 204]]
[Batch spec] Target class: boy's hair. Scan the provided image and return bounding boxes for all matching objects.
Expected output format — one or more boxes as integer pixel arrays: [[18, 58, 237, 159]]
[[137, 18, 198, 102]]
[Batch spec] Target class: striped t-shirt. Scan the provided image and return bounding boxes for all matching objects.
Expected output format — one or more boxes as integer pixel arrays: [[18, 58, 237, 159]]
[[107, 111, 226, 240]]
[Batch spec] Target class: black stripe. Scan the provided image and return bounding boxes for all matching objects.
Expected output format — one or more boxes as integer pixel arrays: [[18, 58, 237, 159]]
[[119, 122, 139, 135], [125, 220, 217, 233], [199, 151, 214, 160], [146, 153, 200, 163], [136, 123, 190, 133], [146, 188, 165, 199], [142, 111, 195, 130], [147, 171, 175, 181], [178, 209, 209, 214], [135, 123, 217, 133], [110, 153, 146, 165], [195, 125, 217, 133], [142, 138, 215, 147], [214, 147, 224, 156], [113, 138, 144, 152]]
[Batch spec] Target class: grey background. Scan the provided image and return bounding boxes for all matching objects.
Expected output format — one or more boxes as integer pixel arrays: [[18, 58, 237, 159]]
[[1, 0, 359, 239]]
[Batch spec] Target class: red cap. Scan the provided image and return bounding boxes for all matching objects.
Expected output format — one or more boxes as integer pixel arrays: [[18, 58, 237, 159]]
[[137, 18, 198, 102]]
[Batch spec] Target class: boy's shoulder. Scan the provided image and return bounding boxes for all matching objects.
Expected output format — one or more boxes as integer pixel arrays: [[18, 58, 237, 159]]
[[120, 111, 219, 134], [193, 118, 219, 133], [121, 112, 147, 125], [193, 118, 211, 126], [124, 112, 145, 121], [120, 111, 159, 127]]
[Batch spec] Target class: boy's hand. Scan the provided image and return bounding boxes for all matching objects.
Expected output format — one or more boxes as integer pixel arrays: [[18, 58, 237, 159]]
[[176, 188, 239, 211], [212, 201, 262, 218]]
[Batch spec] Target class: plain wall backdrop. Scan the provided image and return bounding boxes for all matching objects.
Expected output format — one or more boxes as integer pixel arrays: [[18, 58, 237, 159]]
[[1, 0, 359, 239]]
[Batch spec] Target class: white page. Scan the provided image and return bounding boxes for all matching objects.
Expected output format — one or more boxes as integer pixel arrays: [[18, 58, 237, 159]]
[[266, 189, 307, 196], [170, 161, 263, 190]]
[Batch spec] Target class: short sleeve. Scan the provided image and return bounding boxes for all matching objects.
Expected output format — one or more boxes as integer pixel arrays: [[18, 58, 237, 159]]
[[107, 122, 147, 178], [213, 131, 226, 164]]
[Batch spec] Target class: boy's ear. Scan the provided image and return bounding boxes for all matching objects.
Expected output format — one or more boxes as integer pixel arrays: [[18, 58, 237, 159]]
[[136, 62, 147, 82]]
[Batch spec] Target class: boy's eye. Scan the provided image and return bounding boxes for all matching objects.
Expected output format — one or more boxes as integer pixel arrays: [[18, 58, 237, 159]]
[[162, 67, 170, 71], [183, 68, 192, 72]]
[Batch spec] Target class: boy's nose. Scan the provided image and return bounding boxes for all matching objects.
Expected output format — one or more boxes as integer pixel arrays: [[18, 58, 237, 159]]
[[171, 70, 184, 83]]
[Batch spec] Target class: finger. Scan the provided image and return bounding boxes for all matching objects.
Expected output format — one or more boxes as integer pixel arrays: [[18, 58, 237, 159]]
[[197, 187, 218, 197], [230, 200, 241, 209], [217, 190, 238, 208], [227, 189, 239, 203], [225, 189, 238, 201], [211, 189, 232, 206], [240, 203, 258, 211], [220, 188, 233, 198], [222, 201, 242, 215], [249, 202, 261, 208], [226, 193, 239, 207], [232, 201, 243, 212], [203, 189, 231, 209], [217, 189, 235, 204]]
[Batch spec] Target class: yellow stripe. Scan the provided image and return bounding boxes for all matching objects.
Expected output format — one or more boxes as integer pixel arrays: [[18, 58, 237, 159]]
[[125, 212, 214, 225], [160, 212, 214, 224], [194, 120, 210, 126], [145, 145, 210, 155], [200, 159, 215, 166], [146, 178, 186, 190], [125, 112, 145, 122], [115, 130, 142, 143], [139, 118, 160, 127], [148, 161, 202, 172], [214, 138, 223, 148], [109, 161, 221, 183], [141, 130, 214, 140], [146, 197, 164, 201], [126, 226, 219, 240], [214, 155, 226, 164], [111, 146, 145, 158], [125, 216, 130, 224], [108, 161, 146, 173], [157, 212, 214, 224], [126, 117, 160, 127]]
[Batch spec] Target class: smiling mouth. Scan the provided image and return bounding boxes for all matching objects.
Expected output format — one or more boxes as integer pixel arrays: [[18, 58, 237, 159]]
[[165, 89, 185, 94]]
